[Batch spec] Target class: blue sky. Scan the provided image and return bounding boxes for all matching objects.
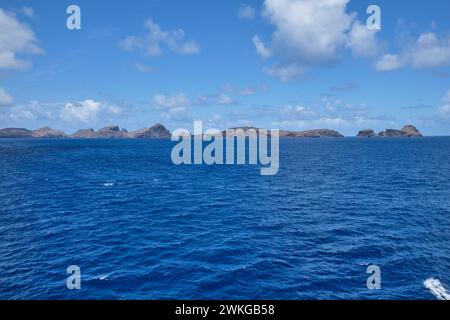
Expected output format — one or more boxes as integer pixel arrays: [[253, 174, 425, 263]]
[[1, 0, 450, 136]]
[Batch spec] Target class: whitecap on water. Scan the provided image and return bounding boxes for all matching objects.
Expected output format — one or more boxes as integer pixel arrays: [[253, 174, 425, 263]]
[[103, 182, 114, 187], [424, 278, 450, 300]]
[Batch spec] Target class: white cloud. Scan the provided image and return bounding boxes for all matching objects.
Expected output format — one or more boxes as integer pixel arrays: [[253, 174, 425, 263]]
[[60, 100, 122, 124], [238, 4, 256, 19], [120, 19, 200, 56], [437, 90, 450, 121], [280, 104, 316, 118], [410, 33, 450, 69], [438, 104, 450, 120], [134, 62, 155, 73], [252, 35, 272, 59], [153, 93, 189, 110], [264, 63, 305, 82], [261, 0, 353, 64], [60, 100, 102, 124], [375, 54, 403, 71], [346, 21, 381, 58], [0, 8, 42, 70], [2, 99, 122, 125], [377, 32, 450, 72], [253, 0, 382, 80], [5, 100, 55, 122], [216, 94, 236, 105], [0, 87, 13, 106]]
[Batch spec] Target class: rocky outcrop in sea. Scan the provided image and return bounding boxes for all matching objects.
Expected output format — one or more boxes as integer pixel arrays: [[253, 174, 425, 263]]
[[222, 127, 344, 138], [129, 123, 171, 139], [32, 127, 68, 138], [0, 123, 173, 139], [0, 124, 423, 139], [281, 129, 344, 138], [91, 126, 129, 139], [0, 128, 35, 138], [357, 125, 423, 138]]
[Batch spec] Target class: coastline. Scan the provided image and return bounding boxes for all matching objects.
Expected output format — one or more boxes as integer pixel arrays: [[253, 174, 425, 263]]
[[0, 124, 425, 139]]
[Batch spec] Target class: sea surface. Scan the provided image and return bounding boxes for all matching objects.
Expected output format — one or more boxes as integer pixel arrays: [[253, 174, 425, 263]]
[[1, 138, 450, 300]]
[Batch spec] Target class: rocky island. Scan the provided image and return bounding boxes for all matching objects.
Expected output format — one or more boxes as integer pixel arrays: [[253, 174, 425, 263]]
[[222, 127, 344, 138], [1, 124, 424, 139], [0, 124, 345, 139], [357, 125, 423, 138], [280, 129, 344, 138], [0, 123, 172, 139]]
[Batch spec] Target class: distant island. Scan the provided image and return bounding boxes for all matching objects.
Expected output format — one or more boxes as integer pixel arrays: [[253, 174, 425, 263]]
[[0, 123, 172, 139], [0, 123, 424, 139], [357, 125, 423, 138]]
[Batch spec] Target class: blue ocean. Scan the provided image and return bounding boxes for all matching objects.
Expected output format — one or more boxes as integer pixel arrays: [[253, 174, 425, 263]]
[[1, 138, 450, 300]]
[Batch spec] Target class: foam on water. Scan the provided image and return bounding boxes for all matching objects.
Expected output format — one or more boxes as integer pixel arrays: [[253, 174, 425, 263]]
[[424, 278, 450, 300]]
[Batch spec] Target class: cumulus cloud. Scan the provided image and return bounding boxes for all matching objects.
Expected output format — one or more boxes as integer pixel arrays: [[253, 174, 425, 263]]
[[60, 100, 122, 124], [153, 85, 261, 113], [4, 100, 56, 122], [119, 19, 200, 56], [238, 4, 256, 19], [375, 54, 403, 71], [0, 8, 42, 70], [253, 0, 381, 80], [410, 33, 450, 69], [346, 21, 381, 58], [0, 87, 13, 106], [377, 32, 450, 72], [153, 93, 189, 110]]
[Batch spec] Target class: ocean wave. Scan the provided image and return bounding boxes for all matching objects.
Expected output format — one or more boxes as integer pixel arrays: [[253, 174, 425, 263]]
[[424, 278, 450, 300]]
